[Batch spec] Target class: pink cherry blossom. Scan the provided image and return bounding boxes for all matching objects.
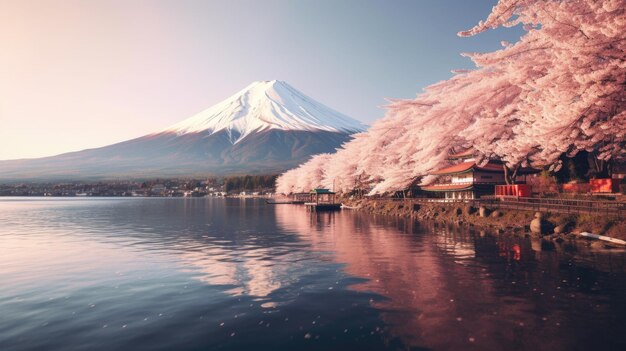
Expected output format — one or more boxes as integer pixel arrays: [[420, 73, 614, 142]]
[[277, 0, 625, 195]]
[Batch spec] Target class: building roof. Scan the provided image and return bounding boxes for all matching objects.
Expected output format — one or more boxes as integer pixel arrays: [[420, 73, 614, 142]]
[[310, 188, 335, 194], [432, 161, 504, 175], [447, 149, 475, 160], [421, 184, 475, 192]]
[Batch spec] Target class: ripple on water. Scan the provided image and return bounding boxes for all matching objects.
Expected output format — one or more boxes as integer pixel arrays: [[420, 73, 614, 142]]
[[1, 198, 626, 351]]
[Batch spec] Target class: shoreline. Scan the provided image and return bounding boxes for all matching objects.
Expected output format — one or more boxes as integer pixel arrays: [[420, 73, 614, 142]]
[[343, 198, 626, 248]]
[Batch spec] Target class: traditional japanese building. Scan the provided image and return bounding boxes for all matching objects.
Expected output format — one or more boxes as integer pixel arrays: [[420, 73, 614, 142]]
[[421, 150, 536, 200]]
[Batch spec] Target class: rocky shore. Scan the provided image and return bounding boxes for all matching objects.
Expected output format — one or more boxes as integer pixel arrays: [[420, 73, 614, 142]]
[[344, 198, 626, 249]]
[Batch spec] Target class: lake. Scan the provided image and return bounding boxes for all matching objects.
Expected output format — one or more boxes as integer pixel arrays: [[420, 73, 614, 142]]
[[1, 197, 626, 350]]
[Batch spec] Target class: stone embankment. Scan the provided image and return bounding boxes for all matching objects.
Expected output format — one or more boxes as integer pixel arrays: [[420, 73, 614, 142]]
[[344, 198, 626, 248]]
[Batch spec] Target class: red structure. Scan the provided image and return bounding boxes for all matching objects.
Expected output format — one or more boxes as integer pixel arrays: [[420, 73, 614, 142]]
[[590, 178, 620, 193], [561, 183, 590, 193], [495, 184, 532, 197]]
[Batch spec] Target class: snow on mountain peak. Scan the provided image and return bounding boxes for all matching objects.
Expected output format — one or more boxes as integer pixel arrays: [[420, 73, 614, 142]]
[[164, 80, 367, 143]]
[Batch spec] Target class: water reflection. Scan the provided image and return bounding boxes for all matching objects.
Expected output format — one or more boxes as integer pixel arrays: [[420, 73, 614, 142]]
[[1, 198, 393, 351], [2, 198, 626, 351], [274, 205, 626, 350]]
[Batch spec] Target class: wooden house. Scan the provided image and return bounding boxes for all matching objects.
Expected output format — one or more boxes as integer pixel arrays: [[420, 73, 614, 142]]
[[422, 150, 537, 200]]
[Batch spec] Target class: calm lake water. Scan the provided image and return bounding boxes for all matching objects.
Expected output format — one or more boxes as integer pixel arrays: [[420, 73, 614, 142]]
[[1, 197, 626, 351]]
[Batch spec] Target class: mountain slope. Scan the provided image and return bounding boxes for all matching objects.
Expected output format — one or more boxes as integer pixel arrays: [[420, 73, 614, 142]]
[[165, 80, 365, 141], [0, 81, 366, 181]]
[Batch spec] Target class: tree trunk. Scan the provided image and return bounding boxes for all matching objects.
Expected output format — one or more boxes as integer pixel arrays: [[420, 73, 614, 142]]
[[589, 152, 611, 178], [503, 164, 520, 185], [511, 165, 520, 184]]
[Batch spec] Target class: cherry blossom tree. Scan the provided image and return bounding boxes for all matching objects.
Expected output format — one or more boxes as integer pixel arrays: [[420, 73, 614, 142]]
[[275, 153, 332, 194], [462, 0, 626, 177], [276, 0, 625, 195]]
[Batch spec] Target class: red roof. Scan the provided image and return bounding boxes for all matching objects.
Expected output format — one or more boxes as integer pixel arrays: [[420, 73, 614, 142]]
[[432, 161, 504, 175], [421, 184, 474, 192], [447, 149, 475, 160]]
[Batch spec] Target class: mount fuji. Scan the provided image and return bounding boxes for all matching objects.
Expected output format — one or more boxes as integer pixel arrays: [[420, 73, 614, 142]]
[[0, 80, 366, 181]]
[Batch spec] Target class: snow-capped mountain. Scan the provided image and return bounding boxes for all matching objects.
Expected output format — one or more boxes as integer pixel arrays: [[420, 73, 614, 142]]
[[0, 81, 366, 181], [165, 80, 365, 142]]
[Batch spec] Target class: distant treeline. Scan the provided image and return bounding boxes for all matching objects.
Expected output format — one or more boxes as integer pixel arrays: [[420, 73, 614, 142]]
[[0, 174, 280, 196], [223, 174, 278, 193]]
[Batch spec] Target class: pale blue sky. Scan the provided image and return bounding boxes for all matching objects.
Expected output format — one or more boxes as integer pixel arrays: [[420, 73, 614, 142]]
[[0, 0, 522, 160]]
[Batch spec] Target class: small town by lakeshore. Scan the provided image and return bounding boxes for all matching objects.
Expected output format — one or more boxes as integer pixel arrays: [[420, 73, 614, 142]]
[[0, 175, 278, 198], [4, 149, 626, 249]]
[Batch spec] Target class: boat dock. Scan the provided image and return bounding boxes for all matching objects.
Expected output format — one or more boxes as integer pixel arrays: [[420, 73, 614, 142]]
[[304, 202, 341, 211], [304, 188, 341, 211], [268, 188, 342, 211]]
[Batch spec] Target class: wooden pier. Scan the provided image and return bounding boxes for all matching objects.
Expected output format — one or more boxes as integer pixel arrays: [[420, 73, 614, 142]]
[[266, 192, 309, 205], [305, 202, 342, 211]]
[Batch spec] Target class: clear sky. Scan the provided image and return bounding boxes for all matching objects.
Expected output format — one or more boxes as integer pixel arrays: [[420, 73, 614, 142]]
[[0, 0, 522, 160]]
